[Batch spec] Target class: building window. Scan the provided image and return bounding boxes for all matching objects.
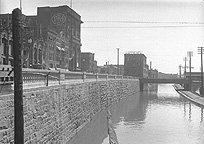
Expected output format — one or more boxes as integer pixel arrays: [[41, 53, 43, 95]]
[[3, 58, 6, 64], [49, 52, 54, 60]]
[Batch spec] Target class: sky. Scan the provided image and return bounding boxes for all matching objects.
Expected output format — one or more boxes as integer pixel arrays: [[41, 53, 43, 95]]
[[1, 0, 204, 74]]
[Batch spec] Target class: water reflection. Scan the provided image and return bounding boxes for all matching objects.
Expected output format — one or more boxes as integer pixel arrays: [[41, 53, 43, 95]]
[[68, 84, 204, 144]]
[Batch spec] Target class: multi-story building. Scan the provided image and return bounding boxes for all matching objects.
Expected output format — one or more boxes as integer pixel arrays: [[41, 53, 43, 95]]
[[124, 52, 149, 78], [0, 14, 13, 66], [37, 5, 83, 70], [0, 14, 37, 68], [0, 5, 83, 71], [81, 52, 97, 73]]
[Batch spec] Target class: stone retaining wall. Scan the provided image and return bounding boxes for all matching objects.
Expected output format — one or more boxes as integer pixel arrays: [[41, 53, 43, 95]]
[[0, 79, 139, 143]]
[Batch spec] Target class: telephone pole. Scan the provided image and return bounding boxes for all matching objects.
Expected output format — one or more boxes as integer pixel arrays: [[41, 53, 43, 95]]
[[179, 65, 182, 78], [12, 8, 24, 143], [187, 51, 193, 91], [184, 57, 187, 77], [198, 47, 204, 96], [117, 48, 119, 75]]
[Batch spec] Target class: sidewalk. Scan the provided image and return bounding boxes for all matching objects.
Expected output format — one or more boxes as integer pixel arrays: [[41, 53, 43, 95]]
[[174, 84, 204, 107]]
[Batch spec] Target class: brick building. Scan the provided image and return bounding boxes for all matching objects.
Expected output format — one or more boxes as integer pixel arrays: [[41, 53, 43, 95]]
[[0, 14, 32, 67], [124, 52, 149, 78], [37, 5, 83, 70], [0, 5, 83, 71], [0, 14, 13, 66], [81, 52, 97, 73]]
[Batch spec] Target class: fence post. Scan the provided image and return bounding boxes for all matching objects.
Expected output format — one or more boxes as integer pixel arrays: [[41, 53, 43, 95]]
[[59, 70, 60, 84], [46, 72, 50, 86], [82, 72, 86, 82], [95, 73, 98, 81]]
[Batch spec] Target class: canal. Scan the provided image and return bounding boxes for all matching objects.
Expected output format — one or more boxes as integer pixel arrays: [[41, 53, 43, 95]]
[[68, 84, 204, 144]]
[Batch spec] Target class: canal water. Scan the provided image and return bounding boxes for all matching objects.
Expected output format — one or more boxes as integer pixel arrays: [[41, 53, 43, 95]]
[[68, 84, 204, 144]]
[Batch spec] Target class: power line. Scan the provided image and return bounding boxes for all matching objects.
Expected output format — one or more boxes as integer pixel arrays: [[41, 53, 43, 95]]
[[82, 25, 204, 29], [84, 21, 204, 25]]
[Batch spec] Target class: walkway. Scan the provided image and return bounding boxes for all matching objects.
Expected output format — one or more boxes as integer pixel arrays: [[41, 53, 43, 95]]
[[174, 84, 204, 107]]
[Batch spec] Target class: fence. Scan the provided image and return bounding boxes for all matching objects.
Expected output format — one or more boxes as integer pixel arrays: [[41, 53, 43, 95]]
[[0, 66, 137, 87]]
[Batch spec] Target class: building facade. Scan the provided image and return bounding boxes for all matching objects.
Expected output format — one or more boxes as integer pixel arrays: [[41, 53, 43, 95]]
[[148, 69, 158, 78], [37, 5, 83, 70], [81, 52, 97, 73], [124, 52, 149, 78], [0, 5, 83, 71], [0, 14, 13, 66], [111, 65, 124, 75], [98, 64, 119, 75]]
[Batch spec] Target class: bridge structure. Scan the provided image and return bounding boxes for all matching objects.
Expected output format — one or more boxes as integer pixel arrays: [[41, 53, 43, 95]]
[[139, 78, 191, 91]]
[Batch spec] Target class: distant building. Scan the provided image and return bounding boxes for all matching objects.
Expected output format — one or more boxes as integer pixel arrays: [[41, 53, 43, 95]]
[[184, 72, 202, 81], [81, 52, 97, 73], [124, 52, 148, 78], [111, 65, 124, 75], [158, 72, 178, 79], [148, 69, 158, 78], [98, 64, 119, 75]]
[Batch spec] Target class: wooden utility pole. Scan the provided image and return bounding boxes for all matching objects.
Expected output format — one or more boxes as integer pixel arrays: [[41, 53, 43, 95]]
[[12, 8, 24, 143], [179, 65, 182, 78], [187, 51, 193, 91], [117, 48, 119, 75], [5, 13, 10, 65], [198, 47, 204, 96], [184, 57, 187, 76]]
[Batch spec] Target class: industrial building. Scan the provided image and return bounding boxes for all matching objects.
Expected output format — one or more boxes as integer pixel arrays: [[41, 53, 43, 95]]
[[81, 52, 97, 73], [124, 52, 149, 78]]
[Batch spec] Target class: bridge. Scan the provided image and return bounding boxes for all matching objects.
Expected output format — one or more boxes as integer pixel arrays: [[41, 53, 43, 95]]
[[139, 78, 191, 91]]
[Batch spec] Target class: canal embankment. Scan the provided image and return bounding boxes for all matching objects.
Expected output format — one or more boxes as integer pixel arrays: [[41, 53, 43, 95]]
[[174, 84, 204, 107], [0, 79, 139, 144]]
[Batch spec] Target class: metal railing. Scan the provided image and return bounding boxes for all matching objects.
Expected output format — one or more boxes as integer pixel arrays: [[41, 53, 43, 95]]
[[0, 67, 138, 87]]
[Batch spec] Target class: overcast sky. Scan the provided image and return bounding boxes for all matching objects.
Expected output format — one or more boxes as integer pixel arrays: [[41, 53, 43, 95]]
[[1, 0, 204, 74]]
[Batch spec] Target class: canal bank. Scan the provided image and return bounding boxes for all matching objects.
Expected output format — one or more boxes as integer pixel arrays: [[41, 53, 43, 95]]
[[174, 84, 204, 107], [0, 79, 139, 143]]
